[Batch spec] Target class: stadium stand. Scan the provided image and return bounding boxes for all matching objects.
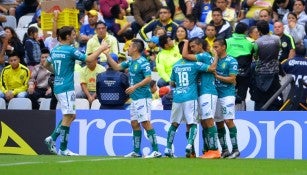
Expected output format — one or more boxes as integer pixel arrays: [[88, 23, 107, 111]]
[[7, 98, 32, 110]]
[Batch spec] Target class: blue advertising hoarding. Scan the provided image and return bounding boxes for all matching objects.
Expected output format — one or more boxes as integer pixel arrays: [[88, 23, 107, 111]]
[[56, 110, 307, 159]]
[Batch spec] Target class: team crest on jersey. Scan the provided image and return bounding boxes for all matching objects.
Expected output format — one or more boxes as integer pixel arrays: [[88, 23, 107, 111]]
[[222, 62, 226, 69], [282, 42, 288, 48], [167, 27, 172, 31], [134, 64, 138, 71], [19, 75, 24, 80]]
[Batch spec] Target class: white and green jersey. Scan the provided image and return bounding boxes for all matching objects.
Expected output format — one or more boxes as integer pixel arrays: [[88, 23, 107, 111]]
[[49, 44, 86, 94], [121, 56, 152, 100], [215, 55, 238, 98], [170, 59, 210, 103], [195, 52, 218, 96]]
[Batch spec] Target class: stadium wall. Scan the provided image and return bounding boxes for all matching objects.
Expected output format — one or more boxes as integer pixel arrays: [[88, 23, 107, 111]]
[[0, 110, 306, 159]]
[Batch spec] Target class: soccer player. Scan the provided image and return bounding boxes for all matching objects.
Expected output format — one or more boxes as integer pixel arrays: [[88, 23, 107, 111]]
[[165, 41, 217, 158], [43, 26, 110, 156], [182, 38, 220, 159], [106, 39, 162, 158], [213, 38, 240, 159]]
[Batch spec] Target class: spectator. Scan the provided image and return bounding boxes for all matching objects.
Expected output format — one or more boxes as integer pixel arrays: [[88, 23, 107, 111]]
[[0, 0, 19, 16], [193, 0, 213, 29], [122, 29, 135, 52], [273, 21, 295, 62], [283, 12, 305, 46], [83, 0, 105, 25], [131, 0, 163, 35], [86, 21, 119, 67], [153, 26, 167, 37], [96, 53, 129, 109], [4, 26, 25, 65], [150, 80, 159, 100], [24, 26, 41, 68], [99, 0, 128, 31], [282, 0, 307, 26], [144, 36, 160, 71], [258, 9, 274, 33], [226, 22, 254, 110], [111, 4, 132, 42], [27, 48, 52, 109], [241, 0, 273, 27], [0, 52, 30, 101], [15, 0, 39, 23], [78, 53, 106, 104], [174, 26, 188, 46], [208, 8, 232, 39], [156, 34, 181, 87], [204, 24, 216, 53], [0, 25, 7, 73], [205, 0, 236, 27], [272, 0, 294, 22], [140, 6, 179, 41], [79, 10, 98, 53], [247, 26, 259, 42], [251, 20, 282, 110], [182, 14, 204, 39], [166, 0, 193, 24], [282, 46, 307, 110]]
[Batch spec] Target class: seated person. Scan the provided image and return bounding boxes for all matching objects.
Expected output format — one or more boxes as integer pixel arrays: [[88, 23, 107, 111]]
[[144, 36, 160, 71], [0, 52, 30, 102], [79, 54, 106, 104], [27, 48, 52, 109], [111, 4, 131, 43]]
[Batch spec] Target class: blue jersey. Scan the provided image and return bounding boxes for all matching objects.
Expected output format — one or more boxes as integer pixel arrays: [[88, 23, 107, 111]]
[[171, 59, 209, 103], [50, 44, 86, 94], [215, 55, 238, 98], [196, 52, 218, 96], [121, 56, 152, 100]]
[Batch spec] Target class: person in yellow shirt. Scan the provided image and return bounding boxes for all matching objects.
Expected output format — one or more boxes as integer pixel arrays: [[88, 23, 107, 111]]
[[79, 56, 106, 104], [0, 53, 30, 102], [111, 4, 132, 43]]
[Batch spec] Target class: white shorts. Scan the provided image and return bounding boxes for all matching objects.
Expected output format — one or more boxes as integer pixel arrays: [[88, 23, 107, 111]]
[[198, 94, 218, 120], [130, 98, 151, 123], [171, 100, 198, 125], [214, 96, 235, 122], [55, 91, 76, 115]]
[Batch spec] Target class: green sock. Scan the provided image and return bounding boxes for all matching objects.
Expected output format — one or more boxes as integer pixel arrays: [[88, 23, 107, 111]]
[[59, 125, 69, 151], [208, 126, 218, 150], [186, 131, 195, 153], [167, 125, 177, 149], [217, 127, 228, 150], [147, 129, 158, 151], [188, 124, 197, 145], [229, 126, 238, 150], [202, 128, 208, 152], [133, 130, 142, 153], [51, 120, 62, 141]]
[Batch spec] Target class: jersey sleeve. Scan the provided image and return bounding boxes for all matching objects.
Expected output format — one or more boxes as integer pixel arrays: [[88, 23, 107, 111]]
[[141, 61, 151, 77], [229, 58, 238, 75], [71, 47, 86, 62]]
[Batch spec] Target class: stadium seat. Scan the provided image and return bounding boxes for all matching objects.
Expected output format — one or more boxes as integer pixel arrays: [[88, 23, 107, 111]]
[[91, 99, 101, 110], [2, 15, 17, 29], [7, 98, 32, 110], [17, 14, 33, 28], [15, 28, 28, 41], [75, 98, 90, 109], [39, 98, 51, 110], [0, 98, 6, 109]]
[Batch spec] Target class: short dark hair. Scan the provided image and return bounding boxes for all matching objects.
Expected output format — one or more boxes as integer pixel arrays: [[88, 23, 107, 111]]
[[131, 39, 145, 53], [27, 26, 38, 36], [110, 4, 121, 19], [7, 51, 19, 59], [159, 34, 170, 49], [214, 38, 227, 49], [189, 37, 208, 51], [295, 45, 306, 56], [256, 20, 269, 35], [123, 29, 134, 40], [235, 22, 248, 34], [185, 14, 197, 23], [212, 7, 223, 15], [58, 26, 75, 41], [150, 80, 157, 88], [41, 48, 50, 54], [83, 0, 95, 11], [95, 20, 107, 29]]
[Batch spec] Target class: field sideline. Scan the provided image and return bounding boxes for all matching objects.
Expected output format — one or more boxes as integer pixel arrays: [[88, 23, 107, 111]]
[[0, 155, 306, 175]]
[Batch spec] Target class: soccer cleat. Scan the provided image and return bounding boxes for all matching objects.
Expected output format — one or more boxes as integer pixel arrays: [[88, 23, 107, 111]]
[[124, 151, 141, 158], [221, 149, 231, 158], [187, 152, 196, 158], [164, 148, 174, 158], [185, 144, 192, 158], [200, 150, 221, 159], [144, 151, 162, 158], [44, 136, 57, 155], [58, 149, 79, 156], [228, 149, 240, 159]]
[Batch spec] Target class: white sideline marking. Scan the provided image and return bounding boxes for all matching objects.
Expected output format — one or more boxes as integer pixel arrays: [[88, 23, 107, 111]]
[[0, 157, 126, 167]]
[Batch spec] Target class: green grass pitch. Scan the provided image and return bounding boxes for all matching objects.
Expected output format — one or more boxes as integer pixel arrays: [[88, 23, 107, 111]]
[[0, 155, 307, 175]]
